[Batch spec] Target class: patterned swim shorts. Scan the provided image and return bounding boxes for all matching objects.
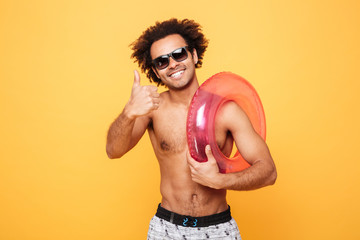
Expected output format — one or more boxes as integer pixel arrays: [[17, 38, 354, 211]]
[[147, 204, 242, 240]]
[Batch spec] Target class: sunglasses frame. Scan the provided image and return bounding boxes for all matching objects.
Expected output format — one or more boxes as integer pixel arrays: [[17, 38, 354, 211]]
[[152, 46, 189, 70]]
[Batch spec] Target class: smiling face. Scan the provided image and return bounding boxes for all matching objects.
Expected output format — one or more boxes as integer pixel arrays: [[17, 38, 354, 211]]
[[150, 34, 198, 90]]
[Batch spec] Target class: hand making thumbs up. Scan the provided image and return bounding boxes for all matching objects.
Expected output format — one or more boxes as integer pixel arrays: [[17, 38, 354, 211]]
[[125, 70, 160, 119]]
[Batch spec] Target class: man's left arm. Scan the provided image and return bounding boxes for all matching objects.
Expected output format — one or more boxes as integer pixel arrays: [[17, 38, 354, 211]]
[[187, 102, 277, 190]]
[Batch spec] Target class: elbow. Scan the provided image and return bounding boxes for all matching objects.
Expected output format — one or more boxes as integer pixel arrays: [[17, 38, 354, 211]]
[[106, 147, 116, 159], [267, 166, 277, 186], [106, 144, 123, 159], [106, 151, 117, 159]]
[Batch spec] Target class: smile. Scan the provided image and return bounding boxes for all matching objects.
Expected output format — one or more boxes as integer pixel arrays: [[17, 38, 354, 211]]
[[169, 70, 185, 79]]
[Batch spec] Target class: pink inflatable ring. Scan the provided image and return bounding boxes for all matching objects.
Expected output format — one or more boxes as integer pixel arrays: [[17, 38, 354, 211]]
[[186, 72, 266, 173]]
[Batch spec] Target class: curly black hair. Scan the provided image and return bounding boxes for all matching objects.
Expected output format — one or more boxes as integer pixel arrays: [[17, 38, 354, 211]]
[[130, 18, 209, 86]]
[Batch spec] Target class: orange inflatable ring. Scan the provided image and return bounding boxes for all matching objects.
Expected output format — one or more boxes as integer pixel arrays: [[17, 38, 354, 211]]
[[186, 72, 266, 173]]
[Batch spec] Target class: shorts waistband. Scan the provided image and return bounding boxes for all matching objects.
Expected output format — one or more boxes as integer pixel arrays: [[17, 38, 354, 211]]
[[155, 204, 232, 228]]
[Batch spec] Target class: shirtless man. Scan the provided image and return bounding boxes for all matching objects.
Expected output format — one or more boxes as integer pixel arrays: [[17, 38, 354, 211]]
[[106, 19, 277, 239]]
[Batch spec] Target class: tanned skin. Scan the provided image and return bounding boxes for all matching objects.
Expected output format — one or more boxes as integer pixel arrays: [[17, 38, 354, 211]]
[[106, 34, 277, 217]]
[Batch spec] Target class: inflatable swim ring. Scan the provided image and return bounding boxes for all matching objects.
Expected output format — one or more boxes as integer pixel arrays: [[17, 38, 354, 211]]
[[186, 72, 266, 173]]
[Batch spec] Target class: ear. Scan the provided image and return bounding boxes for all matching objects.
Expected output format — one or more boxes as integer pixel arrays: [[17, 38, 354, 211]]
[[152, 67, 160, 79], [191, 48, 199, 65]]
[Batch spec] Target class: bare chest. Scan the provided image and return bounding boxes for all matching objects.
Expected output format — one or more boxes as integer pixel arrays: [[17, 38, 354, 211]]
[[149, 107, 188, 154], [149, 109, 232, 156]]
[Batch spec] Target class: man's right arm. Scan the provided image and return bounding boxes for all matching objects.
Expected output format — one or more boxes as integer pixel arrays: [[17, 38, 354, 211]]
[[106, 70, 160, 159]]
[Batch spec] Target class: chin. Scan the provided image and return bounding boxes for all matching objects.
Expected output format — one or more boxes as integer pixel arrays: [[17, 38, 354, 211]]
[[168, 77, 192, 90]]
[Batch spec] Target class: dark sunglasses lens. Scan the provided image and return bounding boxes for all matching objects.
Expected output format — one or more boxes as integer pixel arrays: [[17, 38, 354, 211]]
[[154, 56, 169, 70], [154, 47, 188, 70], [172, 48, 188, 61]]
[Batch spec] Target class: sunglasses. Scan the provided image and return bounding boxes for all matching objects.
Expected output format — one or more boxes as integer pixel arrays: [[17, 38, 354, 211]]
[[152, 46, 189, 70]]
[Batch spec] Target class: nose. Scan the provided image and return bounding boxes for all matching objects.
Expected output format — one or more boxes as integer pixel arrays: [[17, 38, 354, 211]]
[[168, 56, 179, 69]]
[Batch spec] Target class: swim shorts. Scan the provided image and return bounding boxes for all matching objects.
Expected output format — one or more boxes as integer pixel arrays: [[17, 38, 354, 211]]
[[147, 204, 241, 240]]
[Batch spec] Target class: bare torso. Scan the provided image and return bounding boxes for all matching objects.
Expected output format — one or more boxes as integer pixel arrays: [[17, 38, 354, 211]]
[[147, 91, 233, 217], [107, 34, 275, 219]]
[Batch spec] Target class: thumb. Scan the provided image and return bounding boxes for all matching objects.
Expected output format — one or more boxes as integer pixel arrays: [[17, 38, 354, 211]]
[[133, 70, 140, 88], [205, 145, 215, 162]]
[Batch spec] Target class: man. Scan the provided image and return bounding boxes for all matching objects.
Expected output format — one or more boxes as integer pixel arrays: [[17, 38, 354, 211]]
[[106, 18, 277, 239]]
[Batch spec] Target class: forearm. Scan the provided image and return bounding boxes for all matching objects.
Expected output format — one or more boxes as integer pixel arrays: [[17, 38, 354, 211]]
[[217, 160, 277, 191], [106, 107, 136, 159], [106, 70, 158, 159]]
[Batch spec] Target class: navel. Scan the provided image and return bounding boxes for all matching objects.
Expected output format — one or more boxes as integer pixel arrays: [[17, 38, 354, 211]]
[[192, 194, 198, 200]]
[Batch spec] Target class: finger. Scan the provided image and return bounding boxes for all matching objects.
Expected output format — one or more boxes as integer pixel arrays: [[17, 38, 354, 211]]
[[205, 145, 215, 162], [133, 70, 140, 88], [152, 97, 160, 104], [188, 164, 195, 173], [191, 175, 201, 184], [186, 150, 193, 163], [187, 151, 198, 168], [152, 102, 160, 110], [150, 91, 160, 98], [147, 85, 158, 92]]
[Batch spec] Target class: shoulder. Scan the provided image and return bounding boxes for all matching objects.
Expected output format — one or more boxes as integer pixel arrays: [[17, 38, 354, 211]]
[[216, 101, 253, 132], [217, 101, 248, 121]]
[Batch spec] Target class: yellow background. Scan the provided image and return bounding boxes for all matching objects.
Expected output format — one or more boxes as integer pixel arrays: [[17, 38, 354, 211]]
[[1, 0, 359, 239]]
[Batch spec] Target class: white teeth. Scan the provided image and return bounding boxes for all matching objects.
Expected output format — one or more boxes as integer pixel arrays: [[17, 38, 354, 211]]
[[170, 70, 184, 78]]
